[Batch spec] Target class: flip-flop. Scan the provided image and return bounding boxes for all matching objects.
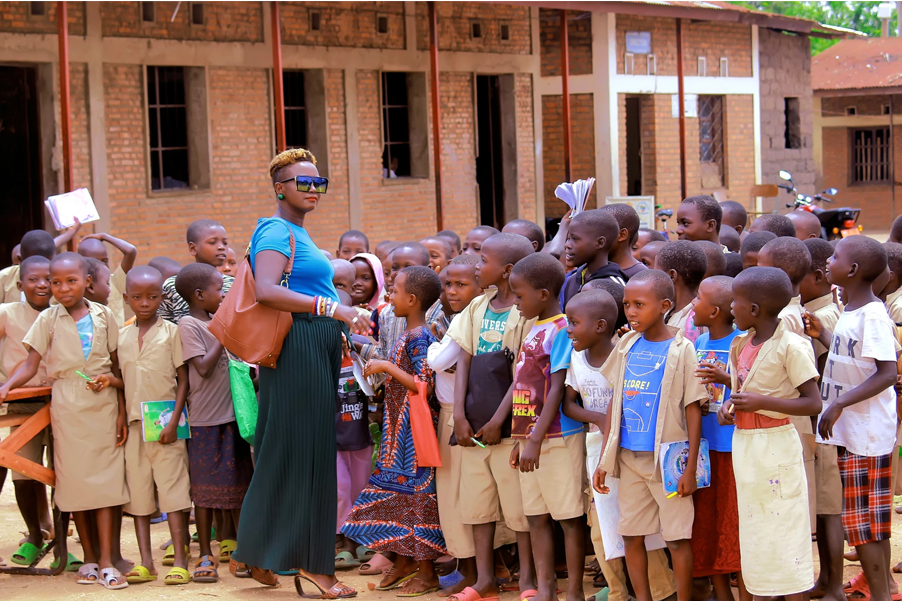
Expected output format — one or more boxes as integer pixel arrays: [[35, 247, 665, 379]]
[[10, 542, 45, 565], [587, 589, 610, 601], [218, 539, 237, 562], [359, 553, 393, 575], [397, 577, 441, 597], [845, 573, 871, 601], [126, 565, 158, 583], [50, 552, 84, 572], [335, 551, 361, 570], [447, 586, 500, 601], [165, 566, 192, 585], [376, 568, 419, 591], [355, 545, 376, 561], [520, 590, 539, 601], [99, 567, 129, 590], [193, 555, 219, 583], [162, 544, 191, 567], [77, 562, 100, 584], [191, 527, 215, 543]]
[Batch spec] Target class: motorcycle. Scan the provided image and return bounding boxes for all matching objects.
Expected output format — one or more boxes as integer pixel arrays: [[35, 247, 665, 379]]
[[778, 170, 862, 241]]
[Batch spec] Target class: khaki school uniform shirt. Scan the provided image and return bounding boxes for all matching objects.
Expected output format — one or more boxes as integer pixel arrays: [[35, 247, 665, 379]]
[[24, 300, 118, 379], [886, 288, 902, 324], [804, 293, 842, 359], [0, 302, 49, 386], [107, 265, 133, 327], [119, 318, 183, 423], [0, 265, 21, 304], [778, 295, 806, 337], [728, 320, 819, 421], [446, 288, 535, 376], [598, 328, 707, 478]]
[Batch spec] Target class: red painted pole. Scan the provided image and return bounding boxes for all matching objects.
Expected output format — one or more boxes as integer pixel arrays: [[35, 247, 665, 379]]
[[271, 1, 286, 153], [560, 9, 572, 182], [428, 1, 443, 231], [676, 18, 687, 200], [58, 1, 72, 194]]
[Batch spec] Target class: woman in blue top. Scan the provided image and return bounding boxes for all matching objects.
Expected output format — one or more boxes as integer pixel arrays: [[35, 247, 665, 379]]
[[233, 149, 367, 597]]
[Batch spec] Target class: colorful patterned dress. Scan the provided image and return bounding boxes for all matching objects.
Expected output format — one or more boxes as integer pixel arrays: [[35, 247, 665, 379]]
[[341, 326, 446, 560]]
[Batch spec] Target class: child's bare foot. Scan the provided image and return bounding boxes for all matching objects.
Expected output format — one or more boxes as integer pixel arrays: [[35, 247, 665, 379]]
[[809, 581, 846, 601], [843, 549, 859, 562], [399, 576, 440, 596]]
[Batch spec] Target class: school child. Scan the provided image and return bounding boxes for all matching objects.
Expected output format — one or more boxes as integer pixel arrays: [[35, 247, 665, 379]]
[[694, 240, 727, 279], [600, 203, 646, 278], [719, 200, 748, 237], [462, 225, 500, 256], [716, 266, 821, 600], [798, 238, 845, 600], [675, 195, 722, 245], [159, 219, 233, 323], [739, 231, 776, 270], [747, 213, 796, 238], [0, 257, 55, 568], [719, 226, 741, 253], [446, 232, 537, 601], [583, 278, 627, 333], [654, 241, 707, 343], [78, 232, 138, 326], [560, 210, 627, 310], [757, 237, 811, 336], [337, 230, 370, 260], [148, 256, 182, 281], [0, 252, 130, 589], [438, 230, 462, 257], [689, 276, 747, 601], [85, 258, 112, 307], [636, 240, 667, 269], [631, 228, 666, 260], [113, 266, 192, 585], [809, 237, 899, 601], [331, 258, 357, 296], [421, 236, 454, 273], [594, 269, 705, 601], [787, 210, 824, 241], [502, 219, 546, 253], [724, 253, 743, 278], [349, 253, 385, 310], [175, 263, 254, 584], [505, 253, 584, 601], [560, 289, 674, 601], [218, 247, 238, 277], [0, 230, 57, 303], [341, 266, 445, 596], [882, 242, 902, 323]]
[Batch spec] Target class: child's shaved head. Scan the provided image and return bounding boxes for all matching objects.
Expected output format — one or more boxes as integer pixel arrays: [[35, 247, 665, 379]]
[[186, 219, 224, 243], [758, 237, 811, 286], [568, 288, 618, 326], [483, 233, 535, 266], [51, 252, 88, 276], [695, 240, 727, 277], [734, 266, 792, 315], [126, 265, 164, 291], [749, 214, 796, 238], [628, 269, 675, 302], [700, 275, 734, 311], [77, 238, 109, 263], [655, 240, 707, 290], [839, 236, 888, 282]]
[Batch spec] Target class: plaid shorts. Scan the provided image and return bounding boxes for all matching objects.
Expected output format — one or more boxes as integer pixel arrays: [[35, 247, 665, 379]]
[[837, 447, 893, 547]]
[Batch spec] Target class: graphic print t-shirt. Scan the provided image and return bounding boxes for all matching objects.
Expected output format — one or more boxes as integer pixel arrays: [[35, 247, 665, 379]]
[[477, 306, 511, 355], [336, 357, 371, 451], [511, 315, 581, 439], [695, 330, 742, 452], [565, 349, 613, 433], [620, 336, 673, 452]]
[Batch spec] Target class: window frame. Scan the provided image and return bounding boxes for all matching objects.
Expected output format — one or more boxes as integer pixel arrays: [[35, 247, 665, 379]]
[[283, 70, 308, 151], [698, 94, 725, 189], [380, 71, 412, 180], [784, 97, 801, 150], [850, 127, 892, 186], [141, 1, 155, 24]]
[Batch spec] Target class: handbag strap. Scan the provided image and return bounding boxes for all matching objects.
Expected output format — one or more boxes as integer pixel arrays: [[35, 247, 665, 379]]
[[244, 219, 296, 288]]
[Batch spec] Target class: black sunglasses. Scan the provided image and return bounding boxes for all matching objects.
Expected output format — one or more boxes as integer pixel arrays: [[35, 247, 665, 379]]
[[278, 175, 329, 194]]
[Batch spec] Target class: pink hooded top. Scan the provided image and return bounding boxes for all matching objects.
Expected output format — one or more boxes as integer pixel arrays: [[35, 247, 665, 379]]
[[351, 253, 385, 309]]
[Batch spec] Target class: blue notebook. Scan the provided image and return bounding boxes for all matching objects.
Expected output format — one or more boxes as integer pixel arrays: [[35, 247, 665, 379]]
[[659, 439, 711, 494]]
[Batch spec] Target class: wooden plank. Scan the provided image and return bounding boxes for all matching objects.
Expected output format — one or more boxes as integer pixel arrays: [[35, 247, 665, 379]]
[[0, 449, 54, 486], [6, 386, 52, 402], [0, 415, 31, 428], [0, 404, 50, 454]]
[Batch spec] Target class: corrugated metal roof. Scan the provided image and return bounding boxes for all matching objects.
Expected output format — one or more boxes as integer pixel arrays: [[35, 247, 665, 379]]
[[813, 38, 902, 91]]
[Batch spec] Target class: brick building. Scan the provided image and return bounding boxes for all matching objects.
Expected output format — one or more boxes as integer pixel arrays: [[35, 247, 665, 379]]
[[813, 37, 902, 231], [0, 1, 838, 267]]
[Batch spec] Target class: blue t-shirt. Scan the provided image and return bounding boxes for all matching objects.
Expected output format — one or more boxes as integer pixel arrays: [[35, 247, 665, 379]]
[[620, 335, 673, 452], [76, 313, 94, 360], [694, 329, 743, 452], [249, 217, 339, 303]]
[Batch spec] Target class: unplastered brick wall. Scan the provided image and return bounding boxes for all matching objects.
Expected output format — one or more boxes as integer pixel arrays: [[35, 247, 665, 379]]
[[0, 1, 85, 35], [415, 2, 531, 54], [103, 64, 274, 263], [69, 63, 93, 195], [100, 2, 263, 42], [758, 28, 814, 195], [821, 94, 902, 117], [615, 15, 751, 78], [515, 73, 537, 223], [542, 93, 596, 220], [281, 2, 404, 49], [539, 9, 592, 77], [820, 126, 899, 231]]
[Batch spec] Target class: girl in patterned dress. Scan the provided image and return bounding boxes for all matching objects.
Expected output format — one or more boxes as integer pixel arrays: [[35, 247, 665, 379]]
[[342, 266, 446, 596]]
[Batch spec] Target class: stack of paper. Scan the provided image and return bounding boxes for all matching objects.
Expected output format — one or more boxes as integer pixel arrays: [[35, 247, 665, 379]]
[[44, 188, 100, 230], [554, 178, 596, 217]]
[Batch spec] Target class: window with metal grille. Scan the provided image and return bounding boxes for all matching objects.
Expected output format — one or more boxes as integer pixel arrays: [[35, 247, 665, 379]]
[[382, 72, 411, 178], [784, 97, 801, 149], [698, 95, 725, 188], [851, 128, 891, 183], [283, 71, 307, 150], [147, 66, 189, 190]]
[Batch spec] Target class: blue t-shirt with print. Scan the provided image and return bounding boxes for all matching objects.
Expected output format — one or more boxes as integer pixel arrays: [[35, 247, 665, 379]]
[[76, 313, 94, 360], [620, 335, 673, 452], [477, 306, 511, 355], [694, 329, 742, 452]]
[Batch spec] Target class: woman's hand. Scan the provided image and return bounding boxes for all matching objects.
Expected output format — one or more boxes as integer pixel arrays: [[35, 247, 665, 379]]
[[363, 360, 390, 378], [336, 305, 372, 336]]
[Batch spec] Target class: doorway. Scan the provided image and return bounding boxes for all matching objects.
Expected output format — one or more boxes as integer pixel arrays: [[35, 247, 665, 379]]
[[476, 75, 505, 229], [625, 96, 642, 196], [0, 66, 43, 268]]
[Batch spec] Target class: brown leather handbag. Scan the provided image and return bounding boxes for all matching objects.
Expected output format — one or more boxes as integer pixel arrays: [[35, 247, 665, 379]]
[[209, 230, 295, 369]]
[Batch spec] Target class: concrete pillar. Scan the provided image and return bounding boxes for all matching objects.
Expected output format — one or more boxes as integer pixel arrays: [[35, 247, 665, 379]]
[[592, 11, 618, 200], [85, 1, 110, 233]]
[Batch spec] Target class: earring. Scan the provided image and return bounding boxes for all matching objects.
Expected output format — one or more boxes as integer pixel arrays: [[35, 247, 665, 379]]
[[277, 193, 285, 200]]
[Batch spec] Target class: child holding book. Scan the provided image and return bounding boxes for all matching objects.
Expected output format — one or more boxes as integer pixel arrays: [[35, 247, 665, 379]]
[[342, 266, 445, 596], [0, 252, 130, 589], [717, 267, 821, 600], [175, 263, 253, 584]]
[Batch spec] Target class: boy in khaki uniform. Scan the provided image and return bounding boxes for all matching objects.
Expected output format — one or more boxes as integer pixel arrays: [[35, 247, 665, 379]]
[[0, 230, 60, 304], [78, 232, 138, 326]]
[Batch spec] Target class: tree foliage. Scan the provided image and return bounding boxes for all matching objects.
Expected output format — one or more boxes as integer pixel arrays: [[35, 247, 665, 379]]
[[731, 1, 897, 54]]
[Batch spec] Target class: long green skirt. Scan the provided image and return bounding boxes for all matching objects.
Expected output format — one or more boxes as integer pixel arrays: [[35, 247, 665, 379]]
[[233, 314, 342, 574]]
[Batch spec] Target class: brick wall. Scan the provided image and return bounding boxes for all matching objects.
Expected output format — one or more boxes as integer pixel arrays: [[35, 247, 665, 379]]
[[436, 72, 478, 237], [822, 95, 902, 117], [542, 93, 596, 219], [0, 1, 85, 36], [281, 2, 404, 49], [416, 2, 531, 54], [69, 63, 93, 194], [539, 9, 592, 77], [615, 15, 751, 78], [515, 73, 537, 222], [821, 126, 899, 231], [100, 2, 263, 42]]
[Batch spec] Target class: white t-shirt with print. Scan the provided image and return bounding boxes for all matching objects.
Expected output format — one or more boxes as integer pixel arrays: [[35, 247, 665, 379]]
[[565, 349, 613, 433], [817, 301, 898, 456]]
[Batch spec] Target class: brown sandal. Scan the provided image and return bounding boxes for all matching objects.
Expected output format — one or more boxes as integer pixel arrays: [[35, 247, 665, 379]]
[[250, 565, 280, 587], [229, 557, 252, 579], [295, 570, 357, 599]]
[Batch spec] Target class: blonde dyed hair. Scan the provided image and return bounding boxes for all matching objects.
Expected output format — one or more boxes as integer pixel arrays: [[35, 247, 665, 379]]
[[269, 148, 317, 181]]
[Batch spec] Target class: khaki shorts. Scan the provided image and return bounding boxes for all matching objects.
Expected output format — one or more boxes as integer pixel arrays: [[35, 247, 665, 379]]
[[459, 439, 529, 532], [8, 400, 50, 482], [124, 422, 192, 516], [815, 443, 842, 516], [617, 448, 694, 542], [519, 432, 587, 520]]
